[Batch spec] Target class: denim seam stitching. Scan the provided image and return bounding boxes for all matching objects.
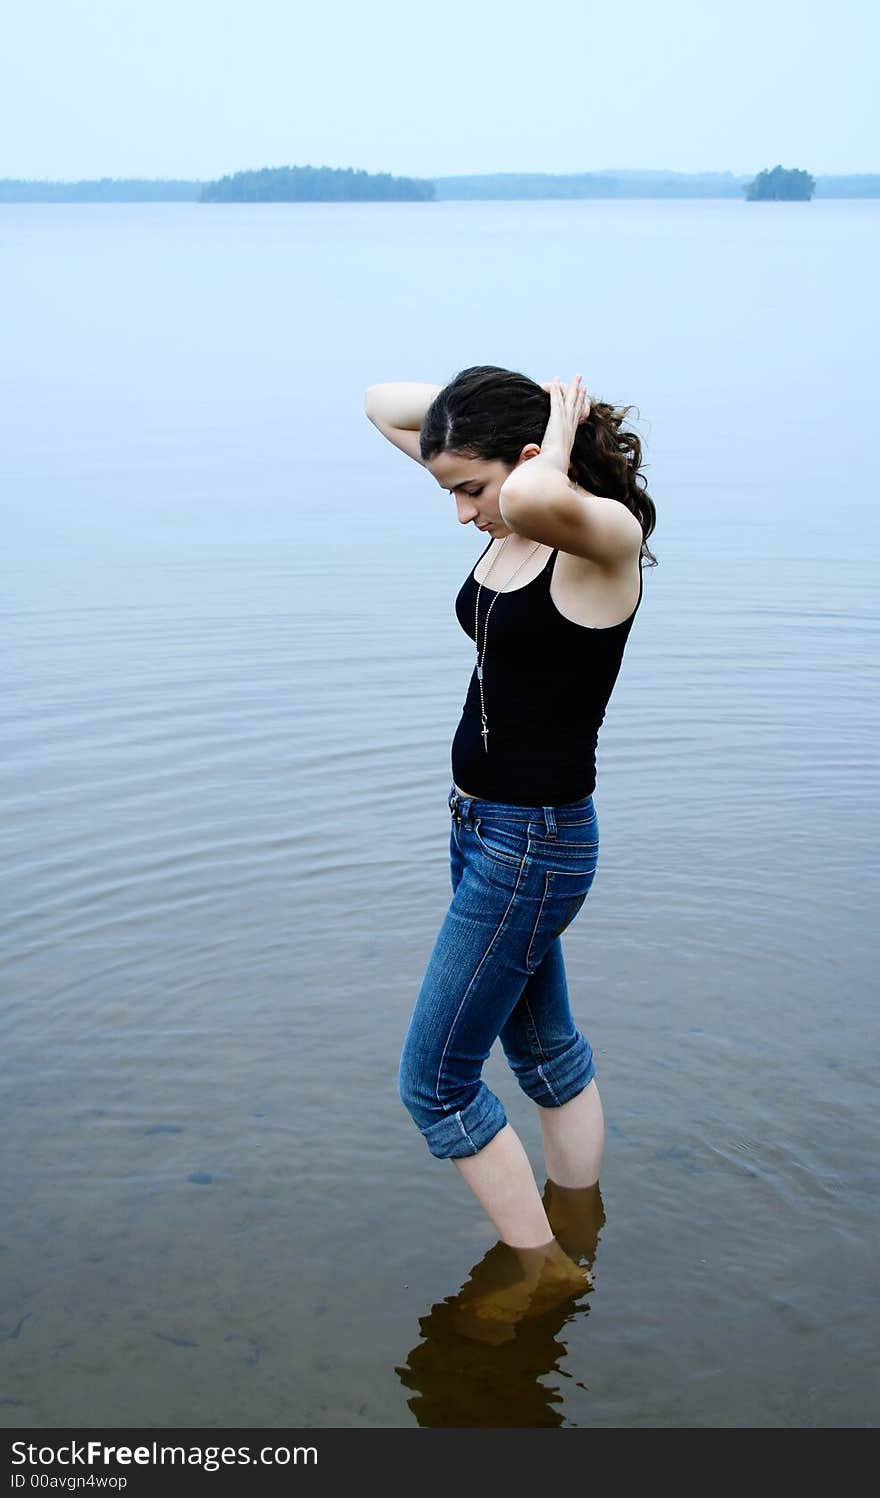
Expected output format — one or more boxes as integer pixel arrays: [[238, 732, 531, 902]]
[[522, 996, 548, 1063], [433, 855, 529, 1109], [536, 1061, 562, 1105], [525, 871, 553, 973], [454, 1111, 477, 1152], [533, 839, 598, 851]]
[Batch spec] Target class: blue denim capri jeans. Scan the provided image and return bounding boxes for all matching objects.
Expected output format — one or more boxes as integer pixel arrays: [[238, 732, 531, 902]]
[[398, 783, 599, 1160]]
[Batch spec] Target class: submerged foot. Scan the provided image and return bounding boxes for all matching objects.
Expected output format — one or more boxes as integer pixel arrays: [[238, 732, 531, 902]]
[[453, 1238, 590, 1337], [542, 1178, 606, 1264]]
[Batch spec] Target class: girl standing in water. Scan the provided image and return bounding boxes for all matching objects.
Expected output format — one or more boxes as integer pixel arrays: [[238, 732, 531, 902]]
[[365, 366, 656, 1298]]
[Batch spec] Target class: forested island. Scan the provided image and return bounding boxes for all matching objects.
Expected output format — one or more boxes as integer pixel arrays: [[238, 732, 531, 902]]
[[200, 164, 433, 201], [1, 164, 877, 203], [744, 164, 815, 200]]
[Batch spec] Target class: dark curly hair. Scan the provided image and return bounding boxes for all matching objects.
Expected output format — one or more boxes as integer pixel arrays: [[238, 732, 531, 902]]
[[419, 364, 657, 566]]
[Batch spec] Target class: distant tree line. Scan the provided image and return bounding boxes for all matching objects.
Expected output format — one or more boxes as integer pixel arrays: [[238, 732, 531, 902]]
[[432, 170, 754, 199], [0, 177, 199, 202], [744, 165, 815, 201], [1, 167, 877, 203], [817, 174, 880, 197], [200, 165, 434, 202]]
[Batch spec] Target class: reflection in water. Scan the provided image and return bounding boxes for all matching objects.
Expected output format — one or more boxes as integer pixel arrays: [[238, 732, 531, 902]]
[[395, 1179, 606, 1427]]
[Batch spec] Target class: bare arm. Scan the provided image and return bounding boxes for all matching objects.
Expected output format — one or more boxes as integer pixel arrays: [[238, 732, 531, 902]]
[[363, 377, 554, 464], [364, 381, 442, 465], [499, 377, 643, 567]]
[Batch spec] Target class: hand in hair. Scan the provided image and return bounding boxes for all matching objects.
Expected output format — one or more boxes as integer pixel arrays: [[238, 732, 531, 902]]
[[539, 375, 591, 476], [541, 376, 592, 423]]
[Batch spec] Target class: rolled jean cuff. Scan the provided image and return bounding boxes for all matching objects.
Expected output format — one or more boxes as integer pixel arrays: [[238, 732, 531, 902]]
[[419, 1084, 508, 1160], [513, 1031, 596, 1108]]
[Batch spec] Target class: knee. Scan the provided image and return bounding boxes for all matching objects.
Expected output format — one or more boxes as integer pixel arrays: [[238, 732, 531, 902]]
[[396, 1045, 507, 1160], [396, 1042, 467, 1132], [507, 1030, 596, 1107], [396, 1045, 427, 1124], [397, 1039, 449, 1138]]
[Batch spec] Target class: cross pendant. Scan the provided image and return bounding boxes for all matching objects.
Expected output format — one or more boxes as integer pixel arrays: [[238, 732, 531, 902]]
[[481, 722, 489, 751]]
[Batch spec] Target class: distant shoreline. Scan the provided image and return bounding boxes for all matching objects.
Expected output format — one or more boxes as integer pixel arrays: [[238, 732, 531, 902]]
[[2, 169, 879, 203]]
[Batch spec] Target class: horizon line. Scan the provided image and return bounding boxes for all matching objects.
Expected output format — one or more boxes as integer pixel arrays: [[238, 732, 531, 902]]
[[3, 165, 877, 184]]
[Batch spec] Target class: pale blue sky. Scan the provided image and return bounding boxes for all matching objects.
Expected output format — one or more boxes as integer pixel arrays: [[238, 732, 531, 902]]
[[1, 0, 876, 180]]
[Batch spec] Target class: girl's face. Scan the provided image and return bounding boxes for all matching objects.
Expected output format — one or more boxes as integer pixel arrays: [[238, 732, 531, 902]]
[[426, 449, 538, 537]]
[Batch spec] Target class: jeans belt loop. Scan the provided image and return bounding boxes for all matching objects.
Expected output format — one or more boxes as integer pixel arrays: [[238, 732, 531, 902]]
[[542, 804, 558, 838]]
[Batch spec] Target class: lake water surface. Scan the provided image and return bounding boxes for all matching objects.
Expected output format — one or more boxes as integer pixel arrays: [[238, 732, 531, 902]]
[[1, 198, 878, 1428]]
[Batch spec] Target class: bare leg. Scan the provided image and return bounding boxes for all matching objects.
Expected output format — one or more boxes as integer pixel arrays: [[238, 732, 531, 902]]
[[537, 1077, 605, 1189], [450, 1124, 591, 1333], [451, 1122, 556, 1248]]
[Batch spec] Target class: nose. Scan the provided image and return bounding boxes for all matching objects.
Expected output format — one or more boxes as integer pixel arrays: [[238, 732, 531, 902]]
[[455, 495, 479, 524]]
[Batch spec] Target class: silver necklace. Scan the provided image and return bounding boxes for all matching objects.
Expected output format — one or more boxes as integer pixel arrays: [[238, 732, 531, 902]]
[[474, 536, 544, 751]]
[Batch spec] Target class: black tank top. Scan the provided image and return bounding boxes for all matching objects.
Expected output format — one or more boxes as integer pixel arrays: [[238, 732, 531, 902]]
[[452, 540, 643, 805]]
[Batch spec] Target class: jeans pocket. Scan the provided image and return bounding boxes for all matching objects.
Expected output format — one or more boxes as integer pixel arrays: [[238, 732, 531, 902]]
[[472, 815, 530, 869], [525, 869, 595, 972]]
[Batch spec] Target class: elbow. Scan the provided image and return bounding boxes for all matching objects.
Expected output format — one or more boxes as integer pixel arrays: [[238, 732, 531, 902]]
[[498, 472, 529, 523]]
